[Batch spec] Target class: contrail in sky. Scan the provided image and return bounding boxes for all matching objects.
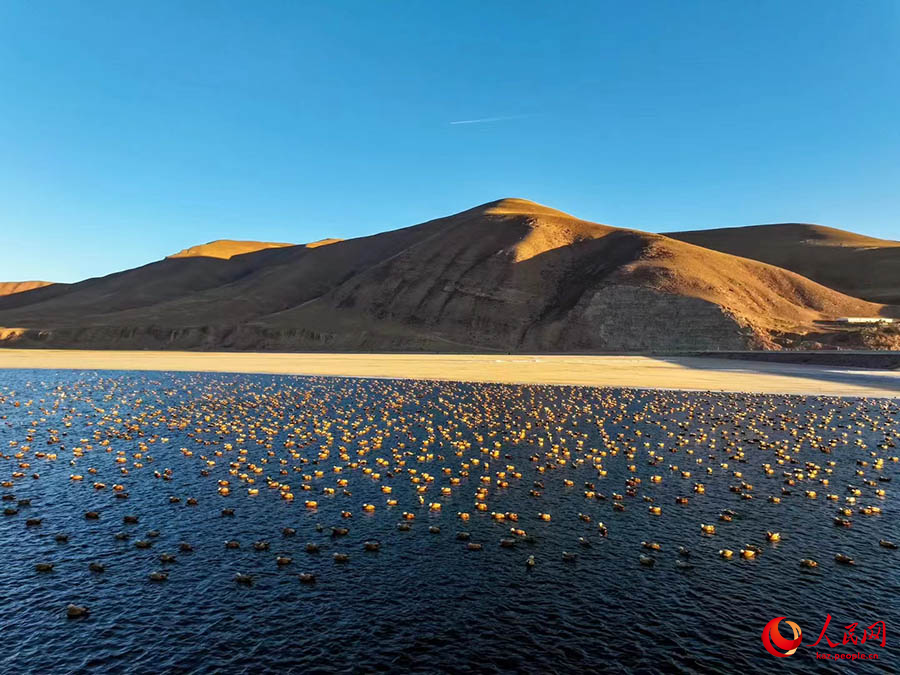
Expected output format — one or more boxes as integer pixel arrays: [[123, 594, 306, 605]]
[[449, 114, 532, 125]]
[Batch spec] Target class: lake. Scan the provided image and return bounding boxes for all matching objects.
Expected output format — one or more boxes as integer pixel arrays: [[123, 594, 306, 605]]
[[1, 370, 897, 673]]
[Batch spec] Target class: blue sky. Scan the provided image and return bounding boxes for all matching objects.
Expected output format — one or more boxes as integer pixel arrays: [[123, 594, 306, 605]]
[[1, 1, 899, 283]]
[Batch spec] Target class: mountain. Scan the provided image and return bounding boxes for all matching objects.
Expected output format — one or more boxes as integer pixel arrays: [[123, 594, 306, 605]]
[[167, 239, 298, 259], [0, 199, 896, 352], [0, 281, 54, 297], [666, 223, 900, 304]]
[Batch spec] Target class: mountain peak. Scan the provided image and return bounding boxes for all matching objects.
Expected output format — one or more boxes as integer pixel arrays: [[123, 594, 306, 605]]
[[0, 281, 54, 297], [472, 197, 578, 219], [168, 240, 295, 260]]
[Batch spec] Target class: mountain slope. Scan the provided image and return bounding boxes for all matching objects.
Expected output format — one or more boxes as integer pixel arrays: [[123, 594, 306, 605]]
[[0, 199, 895, 352], [167, 239, 297, 260], [666, 223, 900, 304], [0, 281, 54, 297]]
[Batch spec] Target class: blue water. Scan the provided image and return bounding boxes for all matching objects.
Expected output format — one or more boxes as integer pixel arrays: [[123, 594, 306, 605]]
[[0, 370, 898, 674]]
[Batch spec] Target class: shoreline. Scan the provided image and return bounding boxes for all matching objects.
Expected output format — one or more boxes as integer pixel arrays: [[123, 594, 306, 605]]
[[0, 349, 898, 397]]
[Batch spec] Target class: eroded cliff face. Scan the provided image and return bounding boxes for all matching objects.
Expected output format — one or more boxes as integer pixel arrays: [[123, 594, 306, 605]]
[[526, 286, 758, 352], [0, 199, 894, 353]]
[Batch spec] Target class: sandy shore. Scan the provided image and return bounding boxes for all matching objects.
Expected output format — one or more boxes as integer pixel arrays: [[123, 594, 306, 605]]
[[0, 349, 898, 397]]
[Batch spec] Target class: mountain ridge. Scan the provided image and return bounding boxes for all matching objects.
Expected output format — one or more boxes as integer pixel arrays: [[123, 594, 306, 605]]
[[667, 222, 900, 304], [1, 199, 897, 352]]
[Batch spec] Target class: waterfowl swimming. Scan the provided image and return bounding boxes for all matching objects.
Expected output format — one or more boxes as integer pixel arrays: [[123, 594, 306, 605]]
[[66, 604, 89, 618], [55, 534, 69, 543], [834, 553, 855, 565], [500, 538, 517, 548], [428, 526, 440, 534], [147, 530, 160, 538], [639, 554, 655, 567], [719, 549, 734, 559], [700, 524, 716, 535], [149, 571, 168, 581], [456, 532, 471, 541], [331, 527, 349, 537], [84, 511, 99, 520], [282, 527, 296, 537], [276, 556, 292, 566], [225, 540, 240, 549], [641, 541, 662, 551], [25, 518, 41, 527], [766, 531, 781, 542], [89, 562, 105, 573], [35, 562, 54, 572], [159, 553, 176, 563], [253, 541, 270, 551], [526, 555, 535, 567], [333, 552, 350, 563], [800, 558, 818, 568], [234, 573, 253, 585], [678, 546, 691, 558], [179, 542, 193, 552], [562, 551, 577, 561], [879, 539, 898, 549], [123, 515, 139, 524], [221, 508, 235, 517], [135, 540, 152, 549], [467, 543, 483, 551], [739, 549, 756, 559]]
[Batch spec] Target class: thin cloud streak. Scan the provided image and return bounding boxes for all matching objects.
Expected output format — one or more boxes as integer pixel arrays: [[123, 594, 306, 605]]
[[449, 114, 533, 125]]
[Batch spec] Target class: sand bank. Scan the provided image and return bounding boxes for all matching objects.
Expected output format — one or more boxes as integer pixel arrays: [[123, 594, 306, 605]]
[[0, 349, 898, 397]]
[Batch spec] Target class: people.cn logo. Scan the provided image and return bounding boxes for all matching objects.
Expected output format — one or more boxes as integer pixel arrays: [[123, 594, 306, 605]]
[[762, 617, 803, 657]]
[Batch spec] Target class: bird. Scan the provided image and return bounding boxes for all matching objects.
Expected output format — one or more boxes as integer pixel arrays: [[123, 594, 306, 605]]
[[66, 604, 89, 618]]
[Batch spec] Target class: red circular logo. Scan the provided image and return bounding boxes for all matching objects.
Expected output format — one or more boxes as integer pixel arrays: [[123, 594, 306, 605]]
[[762, 617, 803, 657]]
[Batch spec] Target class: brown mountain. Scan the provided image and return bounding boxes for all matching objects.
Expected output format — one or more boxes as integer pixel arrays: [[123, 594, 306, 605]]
[[167, 239, 298, 260], [666, 223, 900, 304], [0, 281, 54, 297], [0, 199, 896, 352]]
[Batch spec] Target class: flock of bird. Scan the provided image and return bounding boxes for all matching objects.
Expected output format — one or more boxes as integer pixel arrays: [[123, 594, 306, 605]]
[[0, 373, 897, 620]]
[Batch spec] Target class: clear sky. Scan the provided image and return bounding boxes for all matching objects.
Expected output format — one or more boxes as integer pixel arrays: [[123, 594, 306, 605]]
[[1, 1, 899, 283]]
